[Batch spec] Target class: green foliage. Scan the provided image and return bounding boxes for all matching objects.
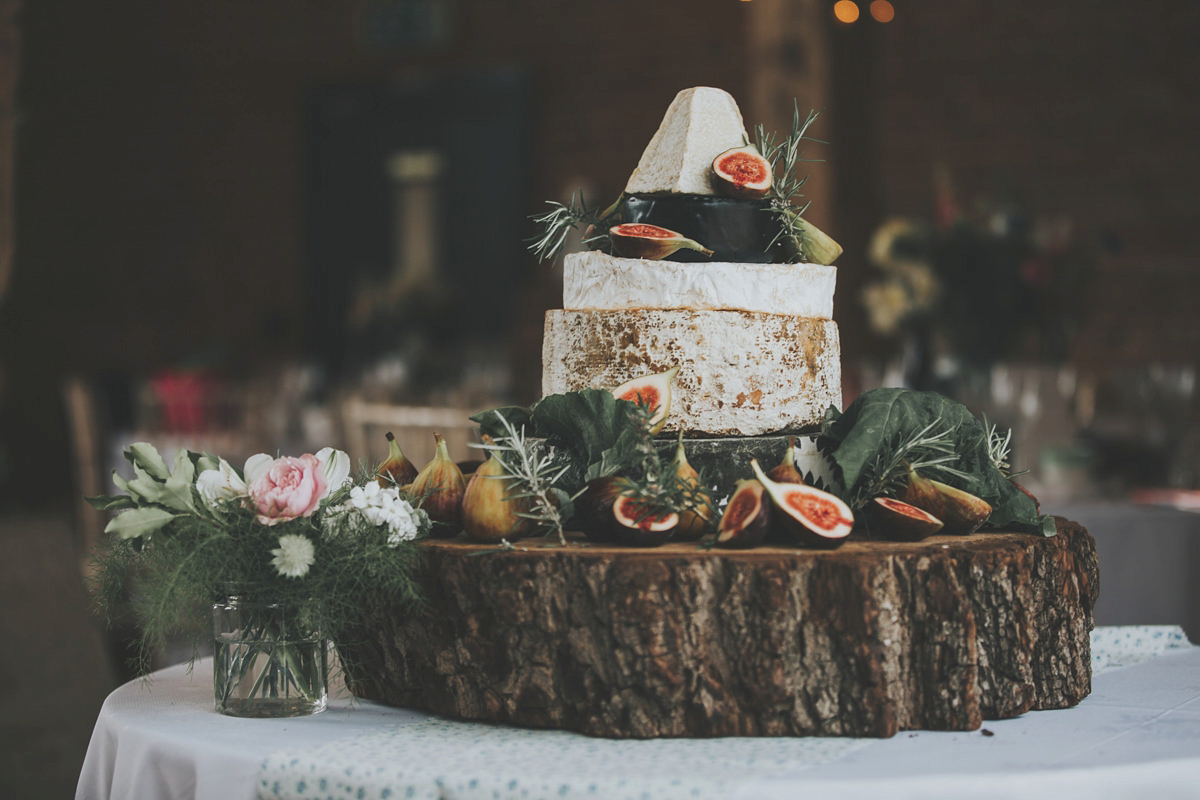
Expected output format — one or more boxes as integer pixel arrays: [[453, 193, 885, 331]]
[[753, 103, 841, 265], [479, 411, 574, 545], [820, 388, 1050, 534], [474, 389, 645, 494], [88, 444, 427, 677], [527, 192, 616, 263], [473, 389, 712, 533]]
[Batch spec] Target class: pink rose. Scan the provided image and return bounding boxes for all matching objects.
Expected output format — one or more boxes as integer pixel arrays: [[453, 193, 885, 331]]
[[245, 454, 329, 526]]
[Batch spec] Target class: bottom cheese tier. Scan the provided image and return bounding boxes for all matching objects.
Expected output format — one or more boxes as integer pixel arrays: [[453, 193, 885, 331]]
[[542, 308, 842, 437]]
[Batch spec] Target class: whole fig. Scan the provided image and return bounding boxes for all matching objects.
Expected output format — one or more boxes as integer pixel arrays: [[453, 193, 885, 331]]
[[461, 437, 530, 543], [410, 432, 466, 533]]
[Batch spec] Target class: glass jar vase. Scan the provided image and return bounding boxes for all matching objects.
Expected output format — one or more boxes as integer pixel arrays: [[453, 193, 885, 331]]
[[211, 594, 328, 718]]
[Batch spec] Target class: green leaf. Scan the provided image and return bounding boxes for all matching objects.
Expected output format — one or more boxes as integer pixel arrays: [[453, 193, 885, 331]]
[[532, 390, 640, 479], [111, 471, 132, 496], [159, 449, 197, 513], [85, 494, 137, 511], [125, 443, 171, 481], [195, 452, 222, 474], [471, 406, 533, 441], [104, 506, 179, 539], [821, 388, 1041, 529], [126, 463, 166, 505]]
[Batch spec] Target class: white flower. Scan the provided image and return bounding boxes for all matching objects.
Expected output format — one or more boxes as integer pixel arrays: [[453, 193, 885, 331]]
[[314, 447, 352, 490], [346, 483, 424, 547], [195, 458, 247, 507], [270, 534, 315, 578], [243, 453, 275, 487]]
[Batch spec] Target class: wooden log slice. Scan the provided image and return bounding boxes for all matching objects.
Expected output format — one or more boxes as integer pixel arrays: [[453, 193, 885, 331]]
[[340, 518, 1097, 739]]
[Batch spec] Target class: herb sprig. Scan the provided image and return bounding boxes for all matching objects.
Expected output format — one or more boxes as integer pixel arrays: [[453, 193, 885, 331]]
[[843, 420, 973, 512], [527, 191, 616, 263], [754, 103, 842, 264], [482, 411, 574, 545]]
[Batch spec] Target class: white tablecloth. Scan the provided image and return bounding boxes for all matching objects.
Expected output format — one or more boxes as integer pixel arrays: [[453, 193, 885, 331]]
[[77, 627, 1200, 800]]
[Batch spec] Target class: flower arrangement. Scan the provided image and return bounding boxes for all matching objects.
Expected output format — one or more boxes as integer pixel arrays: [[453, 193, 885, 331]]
[[860, 181, 1092, 379], [89, 443, 429, 680]]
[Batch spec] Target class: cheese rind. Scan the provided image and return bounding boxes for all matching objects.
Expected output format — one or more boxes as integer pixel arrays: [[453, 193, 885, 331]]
[[563, 251, 836, 318], [542, 309, 841, 437], [624, 87, 748, 196]]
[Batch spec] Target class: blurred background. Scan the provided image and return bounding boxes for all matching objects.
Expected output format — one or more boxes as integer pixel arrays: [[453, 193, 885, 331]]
[[0, 0, 1197, 796]]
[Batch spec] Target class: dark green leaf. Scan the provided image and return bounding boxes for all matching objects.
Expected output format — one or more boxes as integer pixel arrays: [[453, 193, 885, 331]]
[[821, 388, 1041, 529], [470, 406, 533, 441], [531, 390, 641, 475]]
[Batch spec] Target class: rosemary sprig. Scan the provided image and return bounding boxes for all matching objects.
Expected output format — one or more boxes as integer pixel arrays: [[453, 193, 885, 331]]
[[846, 420, 973, 511], [485, 410, 574, 545], [753, 103, 842, 264], [527, 191, 614, 263], [610, 404, 707, 527], [755, 102, 822, 210], [984, 418, 1027, 479]]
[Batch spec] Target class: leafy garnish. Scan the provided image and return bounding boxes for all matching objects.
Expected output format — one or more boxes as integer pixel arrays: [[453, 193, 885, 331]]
[[472, 389, 707, 534], [754, 103, 841, 264], [481, 411, 574, 545], [820, 388, 1048, 533], [984, 417, 1027, 479], [839, 420, 971, 512], [527, 191, 616, 263], [473, 389, 645, 494]]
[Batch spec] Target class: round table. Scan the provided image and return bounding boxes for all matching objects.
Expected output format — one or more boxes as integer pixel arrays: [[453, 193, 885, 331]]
[[76, 627, 1200, 800]]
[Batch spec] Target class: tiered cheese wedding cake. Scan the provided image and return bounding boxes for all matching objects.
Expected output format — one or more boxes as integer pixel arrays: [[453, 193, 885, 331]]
[[344, 88, 1098, 740], [542, 88, 842, 439]]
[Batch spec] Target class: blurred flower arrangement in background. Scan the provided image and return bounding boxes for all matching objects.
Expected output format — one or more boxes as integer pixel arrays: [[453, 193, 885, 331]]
[[861, 171, 1093, 388]]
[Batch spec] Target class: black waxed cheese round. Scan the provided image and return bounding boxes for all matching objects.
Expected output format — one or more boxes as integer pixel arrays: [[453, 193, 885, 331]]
[[616, 194, 787, 263]]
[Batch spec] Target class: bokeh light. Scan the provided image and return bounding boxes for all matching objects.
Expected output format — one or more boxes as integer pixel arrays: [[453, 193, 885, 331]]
[[870, 0, 895, 22], [833, 0, 860, 24]]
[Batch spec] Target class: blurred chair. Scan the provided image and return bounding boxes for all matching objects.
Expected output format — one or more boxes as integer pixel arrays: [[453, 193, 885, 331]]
[[340, 398, 480, 475], [63, 376, 106, 576]]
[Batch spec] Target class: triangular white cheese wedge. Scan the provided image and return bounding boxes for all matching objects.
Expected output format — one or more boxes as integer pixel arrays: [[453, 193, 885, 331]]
[[624, 87, 749, 196]]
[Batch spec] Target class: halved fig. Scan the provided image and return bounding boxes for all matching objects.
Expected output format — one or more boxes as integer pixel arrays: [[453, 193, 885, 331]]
[[711, 145, 773, 198], [767, 436, 806, 484], [750, 460, 853, 548], [899, 466, 992, 534], [608, 223, 714, 260], [610, 491, 678, 547], [716, 479, 771, 549], [574, 475, 629, 542], [610, 366, 679, 434], [868, 497, 943, 541]]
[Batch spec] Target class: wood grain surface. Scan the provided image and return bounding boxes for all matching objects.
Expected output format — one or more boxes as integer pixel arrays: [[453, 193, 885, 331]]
[[341, 518, 1097, 738]]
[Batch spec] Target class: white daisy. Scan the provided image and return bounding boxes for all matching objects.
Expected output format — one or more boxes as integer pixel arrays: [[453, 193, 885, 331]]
[[270, 533, 315, 578]]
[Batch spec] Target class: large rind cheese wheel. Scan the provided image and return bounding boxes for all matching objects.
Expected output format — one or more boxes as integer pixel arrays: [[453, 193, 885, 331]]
[[562, 251, 836, 318], [542, 309, 841, 437]]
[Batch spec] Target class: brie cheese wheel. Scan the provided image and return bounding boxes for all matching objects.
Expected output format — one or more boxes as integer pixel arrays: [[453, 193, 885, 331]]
[[624, 87, 748, 196], [543, 309, 841, 437], [562, 251, 836, 318]]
